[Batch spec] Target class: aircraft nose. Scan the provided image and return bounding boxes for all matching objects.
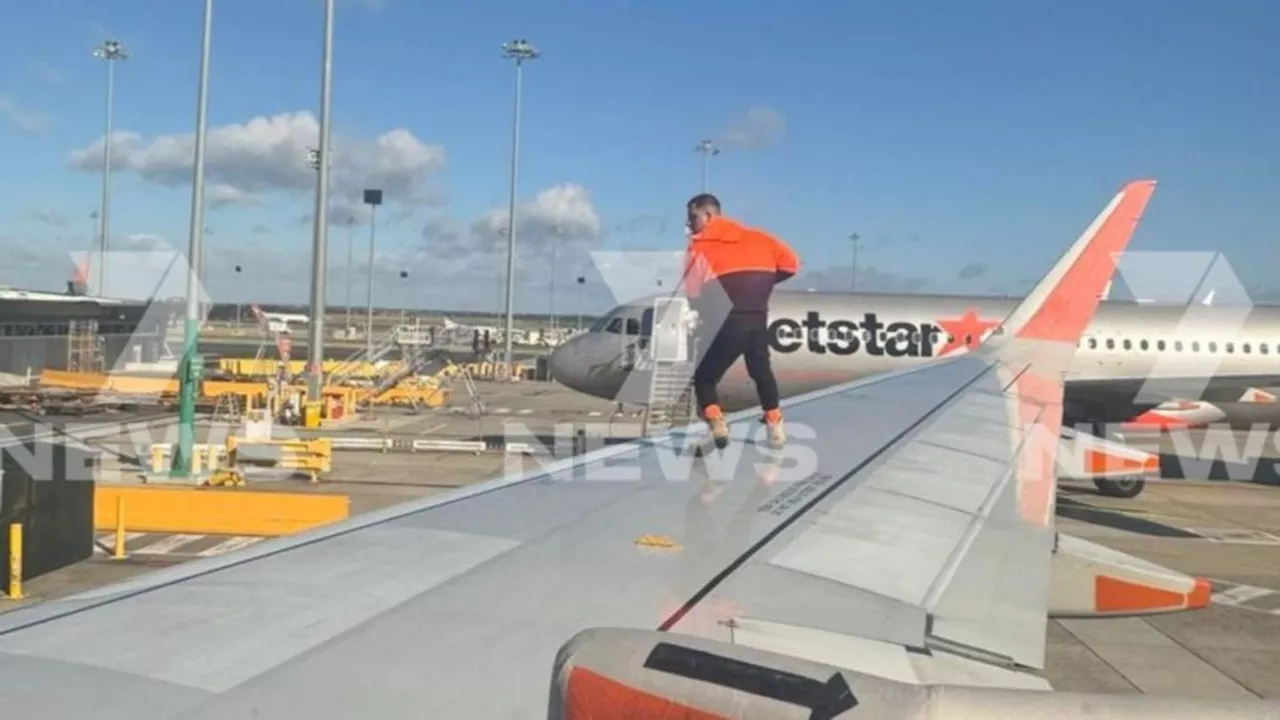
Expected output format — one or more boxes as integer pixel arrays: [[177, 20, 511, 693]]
[[548, 339, 587, 393], [548, 335, 621, 399]]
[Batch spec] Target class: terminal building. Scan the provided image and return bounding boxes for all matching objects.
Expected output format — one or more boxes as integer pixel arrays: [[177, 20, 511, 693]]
[[0, 287, 175, 376]]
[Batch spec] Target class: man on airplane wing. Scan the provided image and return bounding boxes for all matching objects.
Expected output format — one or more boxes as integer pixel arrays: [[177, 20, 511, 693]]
[[682, 192, 799, 449]]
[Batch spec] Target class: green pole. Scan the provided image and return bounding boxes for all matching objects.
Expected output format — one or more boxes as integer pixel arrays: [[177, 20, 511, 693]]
[[171, 0, 213, 479]]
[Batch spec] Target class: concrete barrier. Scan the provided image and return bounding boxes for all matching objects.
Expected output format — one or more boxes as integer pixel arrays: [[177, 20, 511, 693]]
[[94, 485, 349, 536]]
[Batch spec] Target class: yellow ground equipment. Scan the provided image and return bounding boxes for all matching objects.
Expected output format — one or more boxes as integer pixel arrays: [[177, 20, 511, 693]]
[[147, 443, 227, 476], [226, 436, 333, 484]]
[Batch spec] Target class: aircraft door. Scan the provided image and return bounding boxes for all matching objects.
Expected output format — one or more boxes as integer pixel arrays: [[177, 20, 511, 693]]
[[650, 297, 690, 363]]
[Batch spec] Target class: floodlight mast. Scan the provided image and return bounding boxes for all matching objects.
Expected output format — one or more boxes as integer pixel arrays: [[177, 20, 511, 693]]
[[305, 0, 336, 401], [693, 139, 719, 192], [499, 38, 539, 381], [170, 1, 211, 479], [93, 39, 129, 295]]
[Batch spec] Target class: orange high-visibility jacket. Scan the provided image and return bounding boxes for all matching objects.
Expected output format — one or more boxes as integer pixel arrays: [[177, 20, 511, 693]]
[[682, 216, 799, 313]]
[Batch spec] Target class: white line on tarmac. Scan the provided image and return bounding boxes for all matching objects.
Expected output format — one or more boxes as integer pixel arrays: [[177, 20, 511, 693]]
[[132, 534, 204, 555], [198, 536, 264, 557]]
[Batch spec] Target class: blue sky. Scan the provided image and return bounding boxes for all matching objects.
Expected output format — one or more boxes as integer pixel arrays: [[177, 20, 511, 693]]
[[0, 0, 1277, 312]]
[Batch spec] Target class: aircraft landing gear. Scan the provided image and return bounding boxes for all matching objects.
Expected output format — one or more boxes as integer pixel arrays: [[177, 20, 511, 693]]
[[1093, 476, 1146, 498]]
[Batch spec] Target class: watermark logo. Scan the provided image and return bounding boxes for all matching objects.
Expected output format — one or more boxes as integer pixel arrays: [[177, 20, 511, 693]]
[[500, 419, 820, 485]]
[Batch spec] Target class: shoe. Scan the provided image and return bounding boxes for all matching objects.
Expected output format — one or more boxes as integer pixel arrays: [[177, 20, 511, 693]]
[[707, 415, 729, 449], [702, 405, 730, 449], [763, 409, 786, 448]]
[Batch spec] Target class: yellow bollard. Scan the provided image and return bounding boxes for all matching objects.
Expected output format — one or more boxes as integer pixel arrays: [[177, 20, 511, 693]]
[[7, 523, 23, 600], [113, 495, 126, 560]]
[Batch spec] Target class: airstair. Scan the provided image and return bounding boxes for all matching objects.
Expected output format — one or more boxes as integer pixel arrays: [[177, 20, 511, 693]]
[[326, 329, 403, 386], [637, 297, 699, 436]]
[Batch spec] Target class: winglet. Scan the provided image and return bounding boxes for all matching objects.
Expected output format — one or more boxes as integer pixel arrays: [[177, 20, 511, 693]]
[[998, 180, 1157, 344]]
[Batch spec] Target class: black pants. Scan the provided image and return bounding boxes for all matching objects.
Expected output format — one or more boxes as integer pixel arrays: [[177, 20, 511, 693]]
[[692, 312, 780, 414]]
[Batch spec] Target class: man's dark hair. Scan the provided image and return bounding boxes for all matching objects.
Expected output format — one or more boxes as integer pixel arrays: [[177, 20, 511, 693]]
[[687, 193, 721, 213]]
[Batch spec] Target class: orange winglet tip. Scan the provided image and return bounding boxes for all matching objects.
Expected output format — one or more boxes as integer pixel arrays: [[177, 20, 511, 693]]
[[1188, 577, 1212, 610], [1095, 574, 1211, 613]]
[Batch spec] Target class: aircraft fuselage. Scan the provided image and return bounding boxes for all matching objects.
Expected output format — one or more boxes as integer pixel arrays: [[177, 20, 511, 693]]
[[548, 290, 1280, 426]]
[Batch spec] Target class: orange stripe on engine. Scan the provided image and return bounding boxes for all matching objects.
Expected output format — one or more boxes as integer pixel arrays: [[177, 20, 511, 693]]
[[564, 667, 729, 720], [1085, 448, 1159, 474]]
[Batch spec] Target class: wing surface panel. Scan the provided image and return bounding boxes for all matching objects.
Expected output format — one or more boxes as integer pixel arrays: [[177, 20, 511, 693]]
[[0, 355, 985, 718], [671, 357, 1054, 670]]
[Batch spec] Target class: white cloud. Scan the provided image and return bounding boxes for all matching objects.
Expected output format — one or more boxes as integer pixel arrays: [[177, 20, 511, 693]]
[[28, 61, 65, 86], [122, 233, 172, 251], [0, 92, 51, 133], [471, 182, 602, 251], [67, 111, 446, 218], [208, 183, 264, 209], [719, 105, 785, 150], [27, 207, 72, 227]]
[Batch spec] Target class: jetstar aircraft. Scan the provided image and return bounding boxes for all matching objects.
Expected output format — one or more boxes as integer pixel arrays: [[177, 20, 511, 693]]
[[548, 271, 1280, 501], [4, 181, 1277, 717]]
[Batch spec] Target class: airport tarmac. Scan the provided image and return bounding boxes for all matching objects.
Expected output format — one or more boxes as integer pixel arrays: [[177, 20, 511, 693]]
[[2, 380, 1280, 699]]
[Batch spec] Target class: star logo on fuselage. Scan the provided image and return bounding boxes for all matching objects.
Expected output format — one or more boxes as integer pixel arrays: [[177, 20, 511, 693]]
[[934, 309, 1000, 357]]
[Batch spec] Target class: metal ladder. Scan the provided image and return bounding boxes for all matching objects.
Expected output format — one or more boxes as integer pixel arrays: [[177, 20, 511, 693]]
[[638, 297, 699, 436], [640, 360, 697, 435], [327, 330, 402, 385]]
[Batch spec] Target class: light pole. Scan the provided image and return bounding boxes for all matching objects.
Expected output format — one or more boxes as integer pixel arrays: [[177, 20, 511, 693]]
[[171, 0, 212, 480], [548, 224, 559, 337], [694, 139, 719, 193], [93, 38, 129, 295], [500, 37, 539, 381], [305, 0, 336, 401], [576, 275, 586, 331], [234, 264, 243, 325], [345, 216, 354, 332], [362, 189, 382, 355], [848, 232, 860, 292]]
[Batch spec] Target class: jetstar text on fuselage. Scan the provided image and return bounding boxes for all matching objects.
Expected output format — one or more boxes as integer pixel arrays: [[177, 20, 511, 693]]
[[767, 310, 999, 358]]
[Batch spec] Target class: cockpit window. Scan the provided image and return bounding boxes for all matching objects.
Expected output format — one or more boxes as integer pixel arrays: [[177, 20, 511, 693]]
[[625, 318, 641, 335], [606, 317, 624, 334]]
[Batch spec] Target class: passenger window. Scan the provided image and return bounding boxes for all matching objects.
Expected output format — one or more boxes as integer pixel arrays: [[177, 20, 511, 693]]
[[1244, 343, 1251, 353], [1122, 339, 1131, 350], [1139, 340, 1148, 351], [1226, 342, 1234, 353], [1157, 340, 1166, 351], [1175, 340, 1183, 351], [1263, 344, 1270, 355], [1192, 341, 1200, 352], [1106, 338, 1115, 349], [1087, 338, 1097, 349], [1209, 341, 1218, 353]]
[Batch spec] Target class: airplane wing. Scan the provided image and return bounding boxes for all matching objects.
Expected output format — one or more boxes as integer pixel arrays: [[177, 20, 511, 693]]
[[3, 180, 1273, 718]]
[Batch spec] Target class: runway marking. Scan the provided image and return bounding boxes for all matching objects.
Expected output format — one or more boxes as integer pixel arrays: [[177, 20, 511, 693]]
[[1209, 578, 1280, 615], [132, 534, 204, 555], [1184, 528, 1280, 545], [419, 422, 447, 435], [94, 532, 267, 558], [197, 536, 265, 557], [517, 408, 533, 415]]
